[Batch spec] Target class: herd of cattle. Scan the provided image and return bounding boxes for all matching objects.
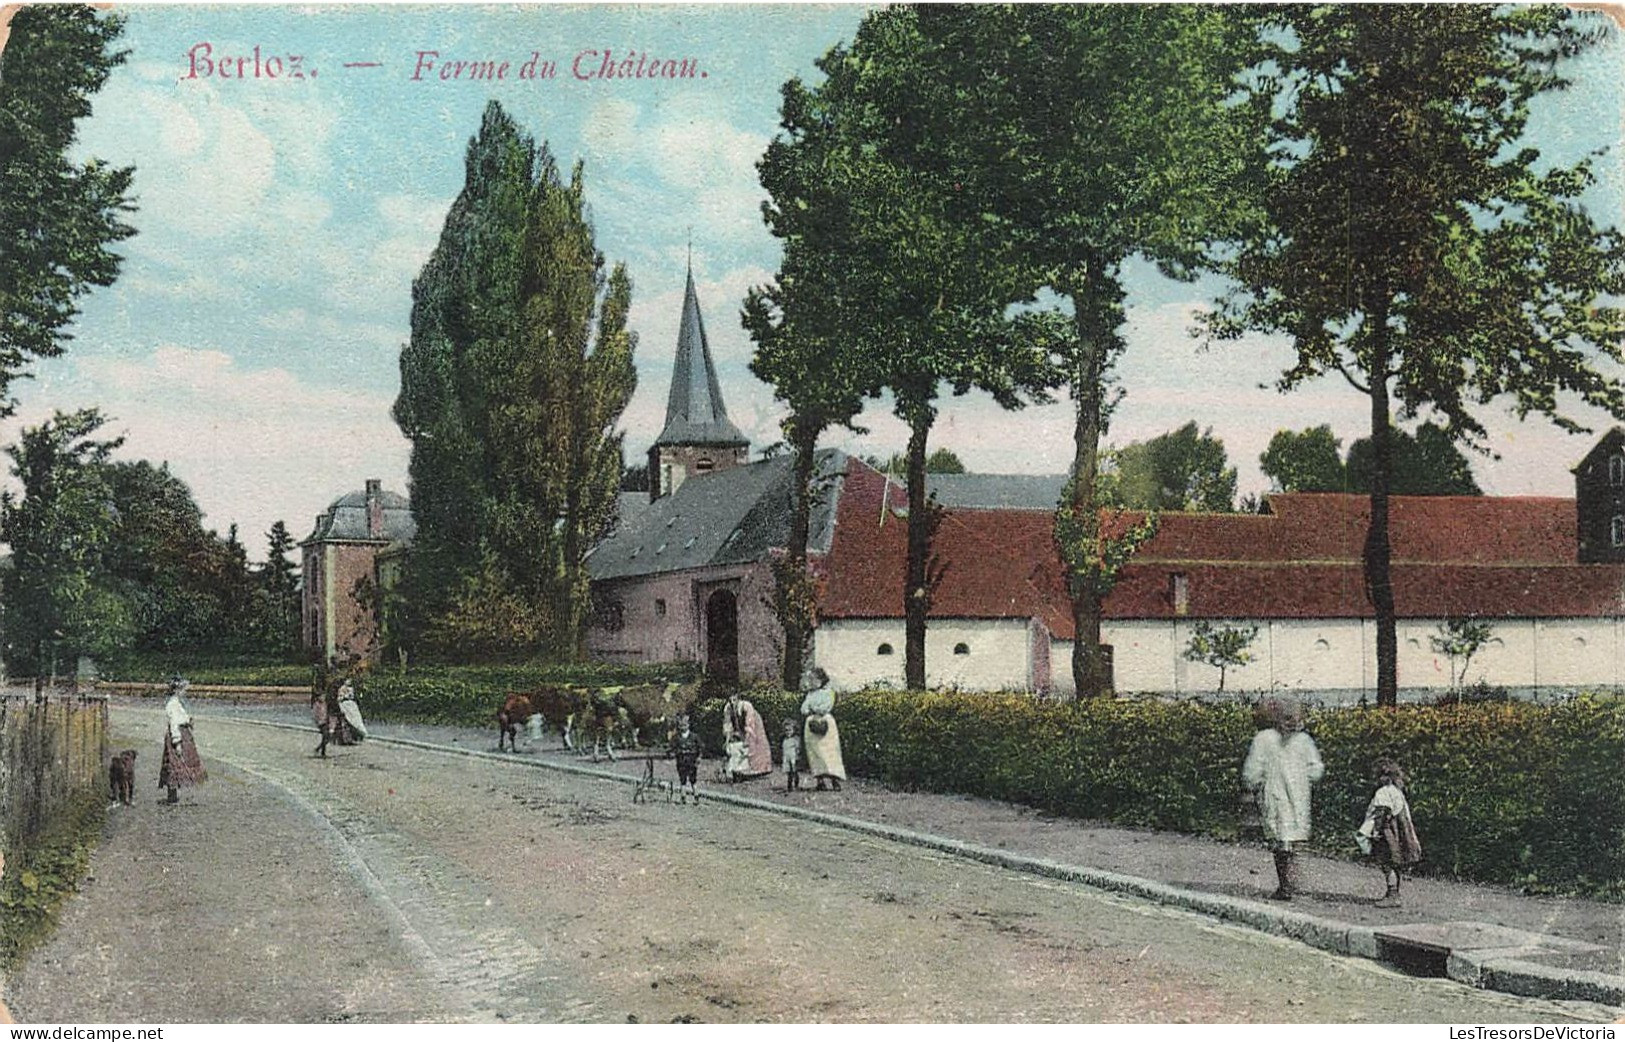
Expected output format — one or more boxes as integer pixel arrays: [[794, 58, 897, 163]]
[[496, 682, 703, 760]]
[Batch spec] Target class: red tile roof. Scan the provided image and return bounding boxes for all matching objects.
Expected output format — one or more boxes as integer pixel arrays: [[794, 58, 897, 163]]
[[818, 460, 1625, 638]]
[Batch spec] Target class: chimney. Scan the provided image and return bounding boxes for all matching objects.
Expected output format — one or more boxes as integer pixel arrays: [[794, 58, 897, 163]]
[[365, 479, 383, 538]]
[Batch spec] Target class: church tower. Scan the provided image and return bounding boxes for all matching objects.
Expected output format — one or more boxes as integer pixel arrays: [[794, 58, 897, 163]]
[[648, 263, 749, 500]]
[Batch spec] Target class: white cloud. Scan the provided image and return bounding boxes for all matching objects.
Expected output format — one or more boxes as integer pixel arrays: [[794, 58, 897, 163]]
[[1, 346, 409, 560]]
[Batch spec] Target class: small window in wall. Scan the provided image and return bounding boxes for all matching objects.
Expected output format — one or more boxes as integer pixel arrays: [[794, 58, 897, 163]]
[[877, 643, 894, 656], [1314, 638, 1331, 652], [655, 599, 667, 617], [695, 458, 715, 473], [953, 642, 970, 655], [1573, 636, 1588, 649], [1611, 455, 1625, 487], [1612, 515, 1625, 547]]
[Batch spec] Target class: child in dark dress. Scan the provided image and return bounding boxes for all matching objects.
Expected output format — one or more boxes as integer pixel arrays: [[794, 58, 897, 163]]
[[1357, 758, 1423, 907], [671, 713, 702, 805]]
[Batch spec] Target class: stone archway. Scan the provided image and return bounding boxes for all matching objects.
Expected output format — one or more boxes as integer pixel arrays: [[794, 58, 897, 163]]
[[704, 588, 739, 683]]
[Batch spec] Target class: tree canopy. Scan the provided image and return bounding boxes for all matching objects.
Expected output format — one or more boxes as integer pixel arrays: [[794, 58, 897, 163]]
[[884, 5, 1258, 696], [394, 101, 635, 662], [0, 6, 135, 416], [1111, 422, 1237, 513], [1262, 422, 1481, 496], [1210, 6, 1625, 703]]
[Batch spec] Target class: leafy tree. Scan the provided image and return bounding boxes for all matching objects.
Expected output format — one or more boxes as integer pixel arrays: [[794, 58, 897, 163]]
[[257, 520, 301, 653], [99, 459, 223, 652], [755, 9, 1055, 690], [394, 101, 635, 661], [1210, 7, 1625, 705], [1347, 422, 1481, 496], [0, 409, 130, 682], [863, 448, 967, 476], [1182, 620, 1259, 692], [0, 6, 135, 416], [1430, 616, 1494, 693], [1261, 425, 1346, 493], [897, 6, 1257, 697], [1112, 422, 1237, 512]]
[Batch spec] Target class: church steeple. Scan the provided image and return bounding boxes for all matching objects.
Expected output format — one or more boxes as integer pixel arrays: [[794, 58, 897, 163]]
[[648, 261, 749, 500]]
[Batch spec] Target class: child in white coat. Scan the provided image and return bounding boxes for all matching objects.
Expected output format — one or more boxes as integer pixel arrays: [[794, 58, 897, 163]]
[[1241, 698, 1324, 901]]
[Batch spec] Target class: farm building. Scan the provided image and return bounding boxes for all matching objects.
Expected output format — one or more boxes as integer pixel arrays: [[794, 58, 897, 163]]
[[583, 262, 1625, 698]]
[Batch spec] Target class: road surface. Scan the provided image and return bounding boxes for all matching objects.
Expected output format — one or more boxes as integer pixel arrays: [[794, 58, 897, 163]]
[[5, 706, 1612, 1023]]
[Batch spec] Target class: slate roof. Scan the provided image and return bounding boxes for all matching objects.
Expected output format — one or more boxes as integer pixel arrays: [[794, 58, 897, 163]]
[[588, 450, 846, 581], [653, 267, 748, 449], [927, 473, 1067, 510], [302, 487, 416, 544], [818, 462, 1625, 636]]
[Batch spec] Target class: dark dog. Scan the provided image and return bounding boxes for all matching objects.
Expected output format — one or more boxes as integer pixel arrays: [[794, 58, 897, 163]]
[[108, 749, 137, 805]]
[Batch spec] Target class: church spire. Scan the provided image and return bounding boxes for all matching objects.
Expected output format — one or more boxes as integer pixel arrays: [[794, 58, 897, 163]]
[[654, 264, 748, 450], [648, 259, 749, 499]]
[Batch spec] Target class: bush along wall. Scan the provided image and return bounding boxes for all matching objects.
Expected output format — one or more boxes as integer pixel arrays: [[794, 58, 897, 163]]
[[357, 662, 702, 728], [694, 688, 1623, 896]]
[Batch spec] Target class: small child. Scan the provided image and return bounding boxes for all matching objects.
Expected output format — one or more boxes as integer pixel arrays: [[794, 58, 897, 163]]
[[1357, 758, 1423, 907], [671, 714, 702, 804], [781, 718, 802, 792]]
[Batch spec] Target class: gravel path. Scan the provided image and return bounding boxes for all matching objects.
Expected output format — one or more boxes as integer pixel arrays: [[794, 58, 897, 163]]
[[4, 703, 1614, 1023]]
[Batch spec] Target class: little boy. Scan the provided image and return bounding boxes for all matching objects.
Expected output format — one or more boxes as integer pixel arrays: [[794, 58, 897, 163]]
[[671, 713, 703, 804], [781, 717, 802, 792]]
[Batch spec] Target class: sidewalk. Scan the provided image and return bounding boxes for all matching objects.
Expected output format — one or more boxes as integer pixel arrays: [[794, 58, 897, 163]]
[[157, 700, 1625, 1005]]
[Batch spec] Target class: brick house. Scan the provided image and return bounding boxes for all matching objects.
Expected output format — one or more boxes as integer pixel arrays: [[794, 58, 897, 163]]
[[300, 479, 414, 664]]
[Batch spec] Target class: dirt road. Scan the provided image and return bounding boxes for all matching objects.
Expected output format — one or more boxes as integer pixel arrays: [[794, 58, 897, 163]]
[[5, 707, 1612, 1023]]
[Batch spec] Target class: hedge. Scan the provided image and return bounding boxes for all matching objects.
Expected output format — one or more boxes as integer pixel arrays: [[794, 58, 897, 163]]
[[692, 688, 1624, 896], [356, 662, 701, 727]]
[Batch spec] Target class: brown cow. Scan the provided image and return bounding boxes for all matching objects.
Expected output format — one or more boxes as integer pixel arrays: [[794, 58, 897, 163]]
[[500, 687, 584, 752], [496, 693, 533, 753]]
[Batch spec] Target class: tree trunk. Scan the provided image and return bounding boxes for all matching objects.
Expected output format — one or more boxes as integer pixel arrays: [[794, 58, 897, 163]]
[[1068, 276, 1110, 701], [780, 424, 818, 691], [1364, 297, 1399, 707], [905, 418, 930, 691]]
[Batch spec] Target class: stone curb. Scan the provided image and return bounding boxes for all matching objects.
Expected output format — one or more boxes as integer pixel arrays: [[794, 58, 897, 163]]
[[210, 715, 1624, 1008]]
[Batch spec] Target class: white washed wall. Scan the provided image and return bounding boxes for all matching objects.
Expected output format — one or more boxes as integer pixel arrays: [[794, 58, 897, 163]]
[[813, 619, 1034, 692], [818, 615, 1625, 696]]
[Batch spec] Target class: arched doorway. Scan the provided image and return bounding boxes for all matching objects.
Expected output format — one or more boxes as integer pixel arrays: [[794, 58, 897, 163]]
[[705, 589, 739, 683]]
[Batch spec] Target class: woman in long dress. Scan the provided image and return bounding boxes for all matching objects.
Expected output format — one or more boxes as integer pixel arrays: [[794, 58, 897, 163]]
[[1241, 698, 1323, 900], [159, 677, 207, 804], [799, 668, 845, 792], [335, 678, 368, 745], [722, 692, 771, 779]]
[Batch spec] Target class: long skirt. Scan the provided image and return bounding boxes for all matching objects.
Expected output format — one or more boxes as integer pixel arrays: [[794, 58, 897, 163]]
[[803, 715, 846, 781], [737, 704, 770, 776], [159, 725, 208, 789], [337, 697, 367, 744]]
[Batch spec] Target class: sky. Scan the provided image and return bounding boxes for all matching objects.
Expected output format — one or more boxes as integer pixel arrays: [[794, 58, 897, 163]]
[[2, 3, 1624, 559]]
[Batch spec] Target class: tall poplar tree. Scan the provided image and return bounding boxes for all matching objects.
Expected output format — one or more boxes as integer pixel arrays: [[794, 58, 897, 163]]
[[1212, 6, 1625, 705], [394, 101, 635, 660]]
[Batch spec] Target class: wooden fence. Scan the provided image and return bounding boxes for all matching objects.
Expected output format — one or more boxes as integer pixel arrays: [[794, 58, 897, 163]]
[[0, 690, 107, 854]]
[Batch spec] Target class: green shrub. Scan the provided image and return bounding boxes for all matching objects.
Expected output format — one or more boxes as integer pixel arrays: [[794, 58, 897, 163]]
[[358, 661, 701, 727], [690, 688, 1624, 895], [0, 796, 104, 971]]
